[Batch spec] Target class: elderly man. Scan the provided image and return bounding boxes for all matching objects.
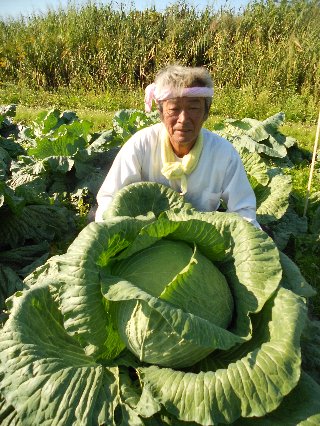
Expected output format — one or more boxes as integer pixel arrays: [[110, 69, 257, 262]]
[[95, 65, 260, 228]]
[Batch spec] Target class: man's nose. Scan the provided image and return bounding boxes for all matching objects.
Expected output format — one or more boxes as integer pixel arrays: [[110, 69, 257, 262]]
[[177, 109, 190, 122]]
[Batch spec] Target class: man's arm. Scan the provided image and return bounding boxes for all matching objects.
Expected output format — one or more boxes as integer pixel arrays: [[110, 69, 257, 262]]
[[222, 149, 261, 229], [95, 141, 143, 222]]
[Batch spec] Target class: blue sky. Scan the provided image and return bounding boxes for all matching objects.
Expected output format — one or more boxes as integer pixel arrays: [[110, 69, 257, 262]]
[[0, 0, 249, 19]]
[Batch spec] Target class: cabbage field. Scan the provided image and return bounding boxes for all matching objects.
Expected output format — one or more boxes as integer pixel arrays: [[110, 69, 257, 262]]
[[0, 105, 320, 424]]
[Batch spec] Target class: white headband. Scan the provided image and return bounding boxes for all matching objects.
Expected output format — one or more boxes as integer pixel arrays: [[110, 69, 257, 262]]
[[144, 83, 214, 112]]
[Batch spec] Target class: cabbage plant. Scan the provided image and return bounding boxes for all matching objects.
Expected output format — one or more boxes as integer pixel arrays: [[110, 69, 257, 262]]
[[0, 182, 320, 425], [213, 112, 297, 161]]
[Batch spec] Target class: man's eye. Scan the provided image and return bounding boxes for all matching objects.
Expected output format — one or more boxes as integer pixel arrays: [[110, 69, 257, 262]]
[[167, 108, 179, 115]]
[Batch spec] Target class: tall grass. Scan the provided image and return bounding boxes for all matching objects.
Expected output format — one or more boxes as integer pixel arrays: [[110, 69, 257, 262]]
[[0, 0, 319, 101]]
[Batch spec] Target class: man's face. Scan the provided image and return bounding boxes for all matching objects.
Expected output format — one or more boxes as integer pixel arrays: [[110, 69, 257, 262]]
[[160, 97, 206, 156]]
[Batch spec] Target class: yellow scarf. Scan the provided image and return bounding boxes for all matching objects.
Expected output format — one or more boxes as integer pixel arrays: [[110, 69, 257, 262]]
[[161, 128, 203, 194]]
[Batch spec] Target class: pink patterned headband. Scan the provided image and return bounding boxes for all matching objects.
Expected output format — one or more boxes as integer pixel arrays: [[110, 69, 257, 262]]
[[144, 83, 214, 112]]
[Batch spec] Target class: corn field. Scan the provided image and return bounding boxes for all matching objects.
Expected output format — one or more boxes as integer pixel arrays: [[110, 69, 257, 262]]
[[0, 0, 319, 99]]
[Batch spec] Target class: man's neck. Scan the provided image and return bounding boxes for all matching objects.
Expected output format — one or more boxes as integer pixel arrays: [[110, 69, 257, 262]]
[[170, 140, 196, 157]]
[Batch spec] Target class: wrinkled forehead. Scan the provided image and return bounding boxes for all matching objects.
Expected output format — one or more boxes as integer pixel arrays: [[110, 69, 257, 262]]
[[163, 97, 205, 107]]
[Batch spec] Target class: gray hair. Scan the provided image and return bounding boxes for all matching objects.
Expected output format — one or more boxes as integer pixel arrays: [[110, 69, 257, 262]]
[[155, 65, 213, 117]]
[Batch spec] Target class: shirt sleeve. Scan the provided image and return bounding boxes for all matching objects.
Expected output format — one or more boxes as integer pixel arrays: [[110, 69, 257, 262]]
[[221, 148, 261, 229], [95, 138, 143, 222]]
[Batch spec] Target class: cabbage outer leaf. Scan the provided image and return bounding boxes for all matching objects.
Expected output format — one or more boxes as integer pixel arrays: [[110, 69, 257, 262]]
[[256, 174, 292, 224], [233, 372, 320, 425], [0, 284, 119, 426], [138, 287, 307, 424], [101, 209, 282, 367], [24, 216, 153, 359], [164, 210, 282, 337], [103, 181, 194, 219], [236, 146, 269, 186], [279, 251, 316, 298]]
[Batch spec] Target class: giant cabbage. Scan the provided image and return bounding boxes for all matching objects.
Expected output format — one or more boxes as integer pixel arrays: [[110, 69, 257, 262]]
[[0, 182, 319, 425]]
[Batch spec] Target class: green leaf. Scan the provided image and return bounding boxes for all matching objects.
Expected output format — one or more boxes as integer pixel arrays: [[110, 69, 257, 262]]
[[28, 134, 86, 159], [28, 114, 92, 159], [0, 392, 18, 426], [279, 251, 316, 298], [0, 145, 11, 173], [0, 242, 50, 271], [0, 104, 16, 119], [88, 130, 121, 153], [138, 287, 307, 424], [0, 137, 24, 159], [102, 209, 282, 368], [32, 109, 81, 135], [0, 180, 25, 215], [159, 244, 233, 328], [256, 173, 292, 224], [0, 265, 23, 321], [103, 277, 244, 368], [246, 119, 270, 142], [25, 218, 151, 359], [165, 210, 282, 337], [237, 146, 269, 186], [232, 372, 320, 425], [301, 318, 320, 386], [217, 113, 290, 158], [33, 108, 61, 134], [112, 109, 160, 144], [0, 204, 76, 249], [0, 284, 119, 425], [42, 156, 74, 173], [76, 166, 107, 195], [269, 206, 308, 250], [104, 181, 193, 220]]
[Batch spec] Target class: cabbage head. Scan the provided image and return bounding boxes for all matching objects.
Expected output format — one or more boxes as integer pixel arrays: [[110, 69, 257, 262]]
[[0, 182, 319, 425]]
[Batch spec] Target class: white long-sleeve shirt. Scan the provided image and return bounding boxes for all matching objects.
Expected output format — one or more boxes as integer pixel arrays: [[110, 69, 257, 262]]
[[95, 123, 259, 227]]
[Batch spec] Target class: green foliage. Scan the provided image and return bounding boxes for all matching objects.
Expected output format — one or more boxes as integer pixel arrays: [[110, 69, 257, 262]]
[[0, 0, 319, 103], [0, 106, 96, 318], [1, 103, 320, 424], [0, 106, 162, 319], [1, 183, 320, 424], [214, 111, 320, 313], [1, 105, 319, 314], [112, 109, 160, 144]]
